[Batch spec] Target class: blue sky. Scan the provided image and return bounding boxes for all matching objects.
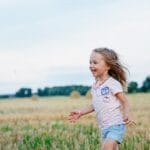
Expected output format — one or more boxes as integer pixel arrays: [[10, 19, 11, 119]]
[[0, 0, 150, 94]]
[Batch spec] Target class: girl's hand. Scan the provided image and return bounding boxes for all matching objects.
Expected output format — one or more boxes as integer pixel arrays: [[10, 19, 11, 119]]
[[123, 115, 136, 126], [68, 110, 82, 123]]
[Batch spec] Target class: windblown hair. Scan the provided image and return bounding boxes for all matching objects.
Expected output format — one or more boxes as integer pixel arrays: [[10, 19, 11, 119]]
[[93, 47, 128, 87]]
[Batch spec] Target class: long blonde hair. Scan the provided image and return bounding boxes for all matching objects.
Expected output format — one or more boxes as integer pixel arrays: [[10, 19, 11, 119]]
[[93, 47, 128, 87]]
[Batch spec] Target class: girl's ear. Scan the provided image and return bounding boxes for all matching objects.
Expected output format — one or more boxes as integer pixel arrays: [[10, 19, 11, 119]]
[[107, 64, 111, 71]]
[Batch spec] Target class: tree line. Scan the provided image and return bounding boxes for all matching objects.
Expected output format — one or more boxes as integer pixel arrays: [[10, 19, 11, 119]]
[[0, 76, 149, 99], [128, 76, 150, 93]]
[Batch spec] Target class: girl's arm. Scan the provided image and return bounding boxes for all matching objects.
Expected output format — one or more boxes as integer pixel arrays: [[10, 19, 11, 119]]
[[68, 105, 94, 122], [116, 92, 135, 125]]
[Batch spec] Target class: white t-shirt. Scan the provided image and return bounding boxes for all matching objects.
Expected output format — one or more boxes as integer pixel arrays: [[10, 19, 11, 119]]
[[91, 77, 124, 129]]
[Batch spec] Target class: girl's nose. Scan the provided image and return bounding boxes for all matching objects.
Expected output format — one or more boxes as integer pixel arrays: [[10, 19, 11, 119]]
[[89, 63, 94, 68], [89, 64, 93, 70]]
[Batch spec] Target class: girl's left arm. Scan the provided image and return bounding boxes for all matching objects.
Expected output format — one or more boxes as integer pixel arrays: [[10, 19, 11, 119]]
[[116, 92, 135, 125]]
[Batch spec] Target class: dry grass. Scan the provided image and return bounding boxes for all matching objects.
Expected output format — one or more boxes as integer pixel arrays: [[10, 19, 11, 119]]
[[0, 93, 149, 149], [0, 94, 149, 127], [0, 96, 95, 124]]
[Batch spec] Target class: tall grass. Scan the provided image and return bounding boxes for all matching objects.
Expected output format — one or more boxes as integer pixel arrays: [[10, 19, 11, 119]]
[[0, 94, 150, 149]]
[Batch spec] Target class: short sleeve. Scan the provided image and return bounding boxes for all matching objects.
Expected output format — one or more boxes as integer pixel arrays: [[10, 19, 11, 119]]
[[110, 80, 123, 95]]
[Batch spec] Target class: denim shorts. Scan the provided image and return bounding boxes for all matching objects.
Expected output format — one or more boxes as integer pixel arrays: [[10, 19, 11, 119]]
[[101, 124, 126, 144]]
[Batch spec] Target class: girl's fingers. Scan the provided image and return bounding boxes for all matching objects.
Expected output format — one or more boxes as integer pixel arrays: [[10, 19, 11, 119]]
[[69, 112, 78, 116], [125, 120, 136, 126], [68, 111, 81, 123], [68, 115, 79, 122], [68, 115, 75, 120], [123, 117, 136, 125], [69, 112, 75, 115], [68, 117, 77, 123]]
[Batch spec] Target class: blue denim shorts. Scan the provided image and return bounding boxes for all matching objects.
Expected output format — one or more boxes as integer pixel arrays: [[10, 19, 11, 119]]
[[101, 124, 126, 144]]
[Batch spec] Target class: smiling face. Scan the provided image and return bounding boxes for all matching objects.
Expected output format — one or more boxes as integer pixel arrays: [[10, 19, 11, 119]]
[[89, 51, 110, 79]]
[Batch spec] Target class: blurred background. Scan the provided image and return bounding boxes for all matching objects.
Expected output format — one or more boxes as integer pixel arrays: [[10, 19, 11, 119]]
[[0, 0, 150, 96]]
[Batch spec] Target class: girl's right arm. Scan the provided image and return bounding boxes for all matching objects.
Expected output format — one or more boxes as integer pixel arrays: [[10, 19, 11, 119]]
[[68, 105, 95, 122]]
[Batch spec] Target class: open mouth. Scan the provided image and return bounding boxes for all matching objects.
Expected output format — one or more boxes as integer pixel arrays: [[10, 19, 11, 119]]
[[91, 69, 97, 74]]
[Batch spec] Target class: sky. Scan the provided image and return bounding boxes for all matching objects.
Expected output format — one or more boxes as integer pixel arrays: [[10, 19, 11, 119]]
[[0, 0, 150, 94]]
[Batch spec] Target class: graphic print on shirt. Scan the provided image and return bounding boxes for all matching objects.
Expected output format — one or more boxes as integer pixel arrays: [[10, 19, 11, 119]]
[[101, 86, 109, 95], [96, 86, 110, 103], [102, 86, 110, 103], [95, 86, 109, 96]]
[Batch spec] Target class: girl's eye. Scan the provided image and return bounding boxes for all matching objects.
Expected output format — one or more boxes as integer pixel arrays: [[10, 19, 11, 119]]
[[93, 61, 98, 64], [89, 60, 98, 64]]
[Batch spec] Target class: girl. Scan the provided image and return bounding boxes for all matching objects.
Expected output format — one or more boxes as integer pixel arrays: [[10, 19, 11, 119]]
[[68, 48, 135, 150]]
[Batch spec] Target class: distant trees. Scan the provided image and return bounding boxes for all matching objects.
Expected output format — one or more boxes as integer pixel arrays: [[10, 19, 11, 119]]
[[13, 85, 91, 98], [15, 88, 32, 97], [0, 95, 10, 99], [141, 76, 150, 92], [128, 81, 138, 93], [1, 75, 148, 99], [37, 85, 91, 96], [128, 75, 150, 93]]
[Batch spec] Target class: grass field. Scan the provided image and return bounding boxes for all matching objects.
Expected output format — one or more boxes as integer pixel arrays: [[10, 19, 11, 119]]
[[0, 93, 150, 150]]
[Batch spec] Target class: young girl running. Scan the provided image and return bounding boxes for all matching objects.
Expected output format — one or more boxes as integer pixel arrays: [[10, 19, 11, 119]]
[[68, 48, 135, 150]]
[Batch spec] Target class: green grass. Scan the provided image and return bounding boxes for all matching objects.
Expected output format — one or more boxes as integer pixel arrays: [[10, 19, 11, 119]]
[[0, 122, 100, 150], [0, 93, 150, 149], [0, 121, 149, 150]]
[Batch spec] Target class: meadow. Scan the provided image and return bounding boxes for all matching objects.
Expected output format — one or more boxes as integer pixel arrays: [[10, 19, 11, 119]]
[[0, 93, 149, 150]]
